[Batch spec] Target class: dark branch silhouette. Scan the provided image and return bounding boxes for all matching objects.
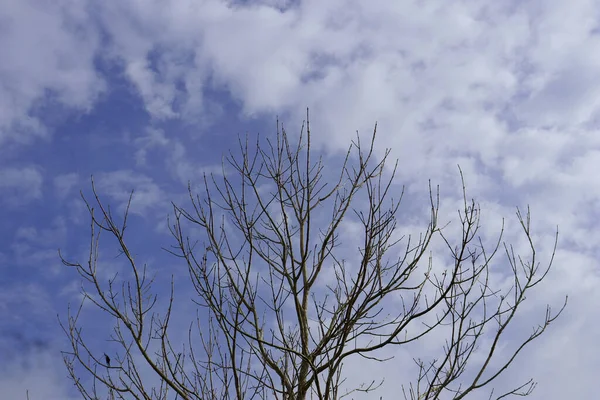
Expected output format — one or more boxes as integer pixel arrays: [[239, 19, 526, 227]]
[[58, 111, 567, 400]]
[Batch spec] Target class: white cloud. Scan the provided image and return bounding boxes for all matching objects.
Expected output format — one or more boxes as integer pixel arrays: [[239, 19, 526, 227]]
[[53, 172, 80, 200], [0, 345, 78, 400], [94, 170, 167, 216], [89, 0, 600, 177], [0, 283, 77, 399], [79, 1, 600, 396], [3, 0, 600, 398], [133, 127, 170, 166], [0, 166, 43, 206], [0, 0, 105, 145], [11, 217, 67, 273]]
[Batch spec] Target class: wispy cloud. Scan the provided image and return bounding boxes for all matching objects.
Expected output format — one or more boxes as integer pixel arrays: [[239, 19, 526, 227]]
[[93, 170, 168, 216], [0, 166, 43, 206]]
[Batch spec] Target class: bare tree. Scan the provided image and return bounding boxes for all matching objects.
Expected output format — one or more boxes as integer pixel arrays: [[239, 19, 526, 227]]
[[59, 111, 567, 400]]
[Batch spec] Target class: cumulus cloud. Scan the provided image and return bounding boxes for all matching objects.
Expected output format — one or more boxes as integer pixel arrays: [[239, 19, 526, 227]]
[[62, 1, 600, 396], [87, 0, 600, 177], [2, 0, 600, 398], [0, 0, 105, 145], [87, 1, 599, 396]]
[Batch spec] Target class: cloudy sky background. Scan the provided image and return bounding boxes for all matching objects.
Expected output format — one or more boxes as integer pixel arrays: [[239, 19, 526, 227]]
[[1, 0, 599, 398]]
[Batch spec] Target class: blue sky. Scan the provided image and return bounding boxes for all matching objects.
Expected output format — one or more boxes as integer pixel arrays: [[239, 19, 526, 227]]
[[1, 0, 600, 398]]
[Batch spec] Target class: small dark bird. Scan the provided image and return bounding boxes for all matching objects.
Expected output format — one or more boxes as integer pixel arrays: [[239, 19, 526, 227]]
[[104, 353, 111, 367]]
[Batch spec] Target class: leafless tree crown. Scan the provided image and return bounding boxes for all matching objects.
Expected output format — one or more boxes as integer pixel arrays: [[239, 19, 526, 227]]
[[59, 112, 566, 400]]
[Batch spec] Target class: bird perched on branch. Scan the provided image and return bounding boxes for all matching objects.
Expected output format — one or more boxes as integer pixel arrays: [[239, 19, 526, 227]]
[[104, 353, 111, 367]]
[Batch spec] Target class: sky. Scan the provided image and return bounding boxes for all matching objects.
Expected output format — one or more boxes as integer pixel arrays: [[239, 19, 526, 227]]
[[1, 0, 599, 399]]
